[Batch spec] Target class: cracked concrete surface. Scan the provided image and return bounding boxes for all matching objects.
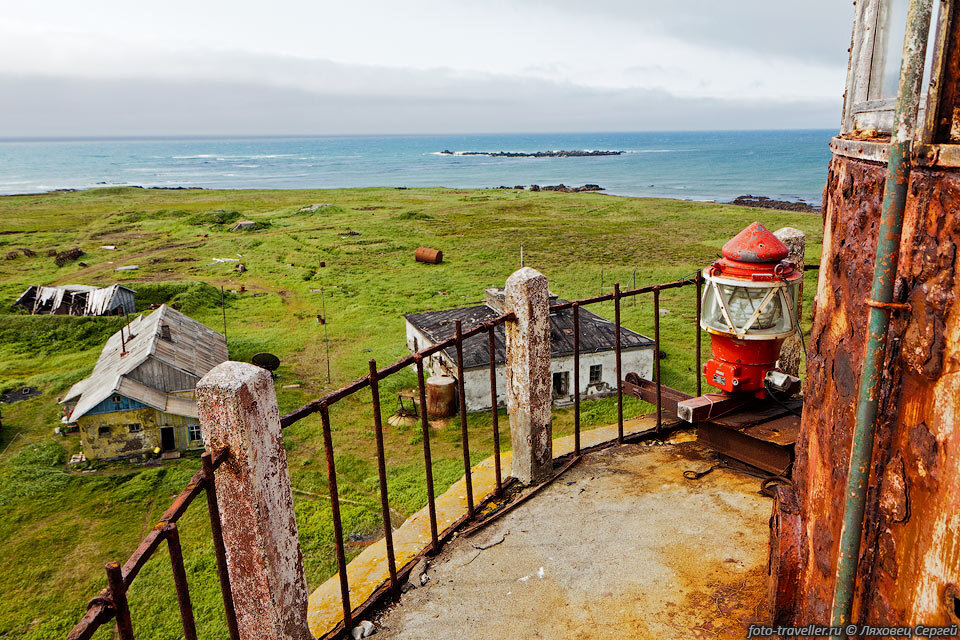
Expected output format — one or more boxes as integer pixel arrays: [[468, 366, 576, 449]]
[[371, 439, 771, 639]]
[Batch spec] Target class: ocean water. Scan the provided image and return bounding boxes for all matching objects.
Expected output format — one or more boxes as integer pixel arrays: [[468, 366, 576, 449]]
[[0, 130, 833, 204]]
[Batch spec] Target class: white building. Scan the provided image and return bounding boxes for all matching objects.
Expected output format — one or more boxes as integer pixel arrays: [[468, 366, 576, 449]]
[[404, 288, 655, 412]]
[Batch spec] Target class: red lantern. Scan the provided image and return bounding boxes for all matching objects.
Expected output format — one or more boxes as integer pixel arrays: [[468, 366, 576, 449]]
[[700, 222, 801, 397]]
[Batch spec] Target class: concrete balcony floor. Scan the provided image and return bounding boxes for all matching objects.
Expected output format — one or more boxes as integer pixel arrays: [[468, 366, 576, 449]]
[[371, 435, 771, 639]]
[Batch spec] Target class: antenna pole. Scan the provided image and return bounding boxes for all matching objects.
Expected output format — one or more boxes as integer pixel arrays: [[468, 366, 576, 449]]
[[520, 244, 524, 268], [322, 287, 331, 384], [221, 286, 228, 346]]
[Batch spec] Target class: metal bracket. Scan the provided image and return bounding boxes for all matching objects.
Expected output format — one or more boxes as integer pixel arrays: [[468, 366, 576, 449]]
[[865, 299, 912, 312]]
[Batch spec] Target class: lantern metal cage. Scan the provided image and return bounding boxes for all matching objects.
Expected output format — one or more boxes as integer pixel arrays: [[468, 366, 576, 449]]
[[700, 271, 800, 341]]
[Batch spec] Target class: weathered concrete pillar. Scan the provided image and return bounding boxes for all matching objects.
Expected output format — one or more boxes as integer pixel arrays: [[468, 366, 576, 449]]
[[775, 227, 805, 377], [504, 267, 553, 484], [196, 362, 311, 640]]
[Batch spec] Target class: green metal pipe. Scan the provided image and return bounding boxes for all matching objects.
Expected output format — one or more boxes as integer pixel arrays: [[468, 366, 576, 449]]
[[829, 0, 934, 634]]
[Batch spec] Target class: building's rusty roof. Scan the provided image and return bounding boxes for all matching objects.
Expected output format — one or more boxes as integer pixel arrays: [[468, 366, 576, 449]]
[[61, 304, 226, 421], [404, 302, 653, 369]]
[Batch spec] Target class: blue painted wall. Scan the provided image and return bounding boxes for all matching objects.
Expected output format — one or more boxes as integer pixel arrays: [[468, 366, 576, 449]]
[[86, 394, 150, 416]]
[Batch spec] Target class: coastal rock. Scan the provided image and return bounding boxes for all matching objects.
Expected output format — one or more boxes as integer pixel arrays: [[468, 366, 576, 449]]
[[729, 195, 819, 213], [438, 149, 623, 158], [540, 184, 605, 193]]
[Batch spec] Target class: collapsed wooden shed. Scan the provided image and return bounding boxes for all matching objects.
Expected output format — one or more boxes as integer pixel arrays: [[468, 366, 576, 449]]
[[13, 284, 135, 316]]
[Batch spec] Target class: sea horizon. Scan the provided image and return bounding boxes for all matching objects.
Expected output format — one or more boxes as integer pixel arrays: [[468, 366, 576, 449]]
[[0, 129, 834, 203]]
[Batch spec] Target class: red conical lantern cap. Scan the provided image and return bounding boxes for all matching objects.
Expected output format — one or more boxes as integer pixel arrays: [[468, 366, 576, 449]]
[[721, 222, 789, 263]]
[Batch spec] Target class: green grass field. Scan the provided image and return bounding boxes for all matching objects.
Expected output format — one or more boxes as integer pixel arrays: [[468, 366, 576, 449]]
[[0, 186, 823, 639]]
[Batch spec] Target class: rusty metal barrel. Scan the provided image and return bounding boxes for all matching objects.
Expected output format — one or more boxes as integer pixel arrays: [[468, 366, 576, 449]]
[[415, 247, 443, 264], [426, 375, 457, 418]]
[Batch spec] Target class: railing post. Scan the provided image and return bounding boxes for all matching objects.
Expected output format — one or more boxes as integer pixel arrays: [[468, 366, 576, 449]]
[[105, 561, 134, 640], [614, 282, 623, 443], [454, 319, 475, 516], [572, 302, 581, 456], [653, 286, 662, 431], [695, 272, 703, 397], [504, 267, 553, 484], [368, 359, 398, 596], [416, 356, 440, 550], [774, 227, 806, 376], [195, 362, 311, 640], [487, 324, 503, 495], [165, 522, 198, 640]]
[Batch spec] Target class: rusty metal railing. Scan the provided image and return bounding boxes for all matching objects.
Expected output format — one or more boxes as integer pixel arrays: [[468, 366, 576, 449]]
[[66, 263, 819, 640], [553, 261, 820, 454], [66, 448, 238, 640], [552, 273, 703, 444], [279, 273, 717, 637], [278, 312, 515, 636]]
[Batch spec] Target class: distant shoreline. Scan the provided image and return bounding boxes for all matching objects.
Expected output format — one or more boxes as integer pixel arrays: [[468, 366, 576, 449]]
[[0, 131, 830, 203], [0, 184, 820, 212]]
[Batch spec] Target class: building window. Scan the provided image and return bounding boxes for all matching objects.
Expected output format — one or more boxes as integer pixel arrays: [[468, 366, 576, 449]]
[[187, 424, 202, 442], [552, 371, 570, 398], [98, 425, 111, 435], [160, 324, 173, 342], [844, 0, 942, 135], [111, 394, 122, 407], [127, 423, 142, 433], [589, 364, 603, 384]]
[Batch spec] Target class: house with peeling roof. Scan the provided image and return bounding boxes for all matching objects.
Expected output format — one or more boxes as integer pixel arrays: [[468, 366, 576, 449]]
[[404, 287, 655, 412], [61, 304, 228, 460]]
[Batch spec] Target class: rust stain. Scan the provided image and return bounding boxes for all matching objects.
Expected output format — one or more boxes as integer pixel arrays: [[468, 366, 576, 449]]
[[791, 153, 887, 622], [786, 157, 960, 626]]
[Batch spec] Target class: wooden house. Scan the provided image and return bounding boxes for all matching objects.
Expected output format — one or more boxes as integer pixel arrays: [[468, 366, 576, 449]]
[[61, 304, 227, 460]]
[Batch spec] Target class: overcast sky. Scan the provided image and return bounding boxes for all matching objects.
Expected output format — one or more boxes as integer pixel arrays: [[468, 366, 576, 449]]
[[0, 1, 855, 137]]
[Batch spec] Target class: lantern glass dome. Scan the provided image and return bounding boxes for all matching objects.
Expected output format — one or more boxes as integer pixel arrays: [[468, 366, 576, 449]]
[[701, 276, 799, 340]]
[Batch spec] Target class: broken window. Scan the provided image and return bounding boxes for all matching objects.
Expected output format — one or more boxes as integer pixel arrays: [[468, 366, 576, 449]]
[[589, 364, 602, 384], [127, 423, 142, 433], [160, 324, 173, 342], [845, 0, 942, 134], [552, 371, 570, 398], [98, 425, 111, 435]]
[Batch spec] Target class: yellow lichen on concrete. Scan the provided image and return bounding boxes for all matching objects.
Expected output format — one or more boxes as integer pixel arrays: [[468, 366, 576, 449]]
[[306, 413, 667, 637]]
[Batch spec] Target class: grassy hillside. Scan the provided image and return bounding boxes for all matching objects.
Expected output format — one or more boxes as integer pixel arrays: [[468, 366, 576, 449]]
[[0, 186, 823, 639]]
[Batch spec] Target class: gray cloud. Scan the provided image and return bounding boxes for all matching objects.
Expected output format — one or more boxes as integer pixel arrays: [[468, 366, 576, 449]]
[[522, 0, 855, 66], [0, 69, 840, 138]]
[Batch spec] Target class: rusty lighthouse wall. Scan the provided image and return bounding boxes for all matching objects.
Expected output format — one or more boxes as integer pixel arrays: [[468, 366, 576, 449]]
[[780, 150, 960, 626]]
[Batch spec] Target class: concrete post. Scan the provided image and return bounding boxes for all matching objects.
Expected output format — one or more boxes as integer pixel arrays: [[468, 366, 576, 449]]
[[775, 227, 806, 377], [504, 267, 553, 484], [196, 361, 311, 640]]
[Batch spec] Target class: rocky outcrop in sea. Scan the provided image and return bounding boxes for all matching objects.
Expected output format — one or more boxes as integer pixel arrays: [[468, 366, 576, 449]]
[[439, 150, 623, 158]]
